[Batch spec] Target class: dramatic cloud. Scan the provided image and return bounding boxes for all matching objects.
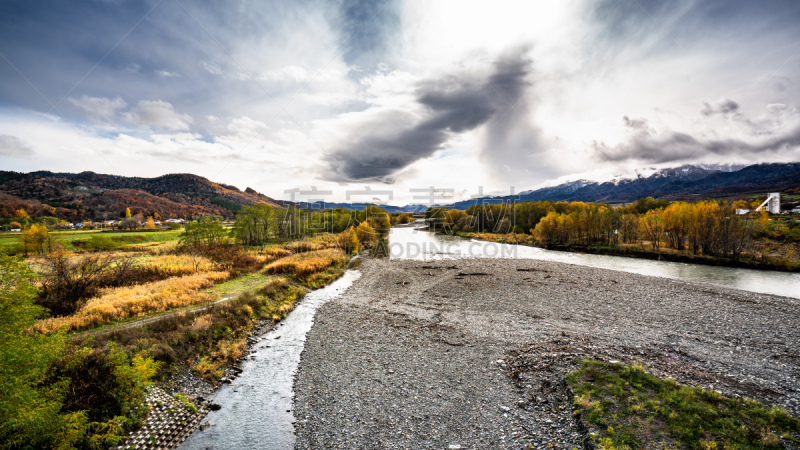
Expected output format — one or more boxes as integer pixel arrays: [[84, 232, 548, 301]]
[[325, 49, 539, 182], [595, 102, 800, 163], [1, 1, 800, 202], [701, 98, 740, 116], [125, 100, 193, 131]]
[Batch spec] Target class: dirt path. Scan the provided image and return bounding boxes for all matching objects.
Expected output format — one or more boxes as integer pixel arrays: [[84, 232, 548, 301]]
[[293, 257, 800, 449]]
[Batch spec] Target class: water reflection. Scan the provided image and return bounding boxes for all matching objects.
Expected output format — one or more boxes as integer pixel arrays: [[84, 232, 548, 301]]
[[389, 225, 800, 299]]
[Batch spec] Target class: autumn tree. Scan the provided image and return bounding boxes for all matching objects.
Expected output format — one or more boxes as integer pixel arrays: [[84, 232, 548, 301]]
[[14, 209, 29, 219], [355, 221, 378, 247], [145, 217, 156, 229], [180, 216, 226, 248], [639, 209, 665, 250], [125, 208, 132, 219], [20, 224, 50, 255]]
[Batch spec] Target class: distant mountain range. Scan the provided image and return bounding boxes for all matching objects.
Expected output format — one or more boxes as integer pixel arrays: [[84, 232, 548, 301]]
[[0, 170, 287, 221], [1, 162, 799, 220], [362, 162, 800, 212]]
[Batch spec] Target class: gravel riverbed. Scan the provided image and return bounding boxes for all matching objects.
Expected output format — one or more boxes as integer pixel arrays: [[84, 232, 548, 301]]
[[294, 257, 800, 449]]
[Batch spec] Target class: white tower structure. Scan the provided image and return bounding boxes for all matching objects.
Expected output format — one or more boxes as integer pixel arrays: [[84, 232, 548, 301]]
[[755, 192, 781, 214]]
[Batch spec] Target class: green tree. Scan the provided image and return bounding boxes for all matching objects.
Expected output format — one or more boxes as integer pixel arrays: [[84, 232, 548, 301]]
[[0, 252, 72, 448], [180, 216, 226, 247], [231, 204, 274, 245]]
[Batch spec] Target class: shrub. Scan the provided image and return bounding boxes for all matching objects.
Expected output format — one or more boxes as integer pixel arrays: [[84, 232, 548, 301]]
[[37, 246, 117, 317], [86, 235, 119, 252], [48, 345, 160, 448]]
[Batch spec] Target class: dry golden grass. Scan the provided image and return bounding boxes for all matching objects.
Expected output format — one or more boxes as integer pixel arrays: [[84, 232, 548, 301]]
[[264, 248, 347, 277], [139, 254, 220, 274], [34, 271, 229, 333], [283, 239, 327, 253], [192, 337, 247, 381], [263, 246, 293, 258]]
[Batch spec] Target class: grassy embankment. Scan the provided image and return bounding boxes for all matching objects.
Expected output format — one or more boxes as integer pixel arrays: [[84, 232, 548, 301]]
[[568, 360, 800, 449], [31, 232, 354, 383], [458, 231, 800, 271]]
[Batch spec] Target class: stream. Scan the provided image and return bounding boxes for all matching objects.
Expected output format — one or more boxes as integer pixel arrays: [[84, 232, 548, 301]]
[[179, 270, 361, 449]]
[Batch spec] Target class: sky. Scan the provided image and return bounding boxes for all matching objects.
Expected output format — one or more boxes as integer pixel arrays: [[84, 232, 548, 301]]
[[1, 0, 800, 205]]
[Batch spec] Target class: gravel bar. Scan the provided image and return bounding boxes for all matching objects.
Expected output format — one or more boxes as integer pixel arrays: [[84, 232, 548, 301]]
[[294, 257, 800, 449]]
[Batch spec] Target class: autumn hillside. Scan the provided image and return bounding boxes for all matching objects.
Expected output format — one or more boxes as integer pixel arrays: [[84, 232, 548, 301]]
[[0, 171, 289, 221]]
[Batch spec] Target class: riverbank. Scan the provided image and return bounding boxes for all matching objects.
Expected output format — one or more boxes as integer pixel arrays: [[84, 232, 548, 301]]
[[294, 257, 800, 448], [111, 254, 356, 449], [457, 231, 800, 272]]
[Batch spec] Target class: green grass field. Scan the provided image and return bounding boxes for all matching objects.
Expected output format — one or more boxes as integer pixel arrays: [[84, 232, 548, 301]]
[[0, 228, 184, 252]]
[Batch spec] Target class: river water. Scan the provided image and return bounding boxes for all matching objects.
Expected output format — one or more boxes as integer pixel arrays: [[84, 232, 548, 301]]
[[181, 225, 798, 449], [180, 270, 361, 450], [387, 225, 800, 299]]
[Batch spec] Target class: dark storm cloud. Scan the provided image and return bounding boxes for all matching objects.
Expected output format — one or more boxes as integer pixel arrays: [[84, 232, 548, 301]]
[[701, 98, 739, 116], [595, 108, 800, 163], [325, 49, 538, 182], [338, 0, 400, 72], [0, 0, 325, 129]]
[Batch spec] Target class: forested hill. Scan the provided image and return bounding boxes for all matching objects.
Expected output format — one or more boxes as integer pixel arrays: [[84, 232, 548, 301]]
[[0, 170, 287, 221]]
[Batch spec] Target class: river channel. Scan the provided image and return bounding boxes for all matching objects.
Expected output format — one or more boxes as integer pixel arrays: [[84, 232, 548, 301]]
[[181, 224, 798, 449]]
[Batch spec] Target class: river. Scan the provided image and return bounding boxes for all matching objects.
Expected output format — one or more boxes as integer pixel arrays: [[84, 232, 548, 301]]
[[387, 225, 800, 299], [179, 270, 361, 450], [181, 225, 798, 449]]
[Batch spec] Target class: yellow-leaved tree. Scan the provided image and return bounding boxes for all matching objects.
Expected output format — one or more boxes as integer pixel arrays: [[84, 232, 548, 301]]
[[20, 224, 50, 255]]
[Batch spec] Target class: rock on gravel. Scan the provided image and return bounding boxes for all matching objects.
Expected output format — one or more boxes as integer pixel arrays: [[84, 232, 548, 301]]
[[294, 257, 800, 449]]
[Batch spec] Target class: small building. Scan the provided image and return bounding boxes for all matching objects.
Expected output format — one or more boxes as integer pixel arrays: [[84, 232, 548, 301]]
[[756, 192, 781, 214], [736, 208, 751, 215]]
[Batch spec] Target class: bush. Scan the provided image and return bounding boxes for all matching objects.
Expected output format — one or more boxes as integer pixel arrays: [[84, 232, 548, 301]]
[[47, 345, 160, 448], [86, 235, 119, 252]]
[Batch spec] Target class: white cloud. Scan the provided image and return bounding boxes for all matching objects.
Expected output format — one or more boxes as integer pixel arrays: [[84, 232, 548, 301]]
[[202, 61, 223, 75], [155, 70, 181, 77], [68, 95, 127, 124], [126, 100, 193, 131]]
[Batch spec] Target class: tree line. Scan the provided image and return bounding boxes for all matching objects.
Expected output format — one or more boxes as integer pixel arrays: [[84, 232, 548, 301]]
[[182, 204, 392, 248], [426, 197, 799, 261]]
